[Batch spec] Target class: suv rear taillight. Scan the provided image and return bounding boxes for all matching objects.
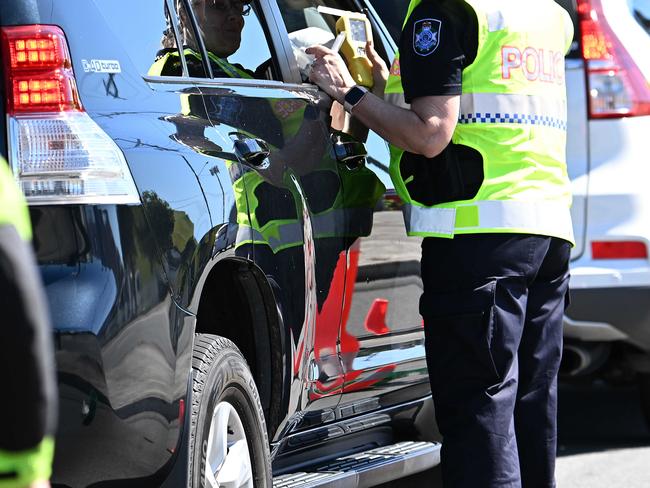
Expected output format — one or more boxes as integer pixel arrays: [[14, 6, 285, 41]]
[[592, 240, 648, 259], [578, 0, 650, 118], [1, 25, 139, 205]]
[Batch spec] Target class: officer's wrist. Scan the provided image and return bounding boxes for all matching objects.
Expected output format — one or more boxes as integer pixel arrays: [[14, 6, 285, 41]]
[[343, 85, 369, 113], [332, 84, 351, 105]]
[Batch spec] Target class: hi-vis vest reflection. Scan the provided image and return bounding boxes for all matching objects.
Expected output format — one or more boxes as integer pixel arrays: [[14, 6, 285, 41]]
[[150, 49, 384, 252], [0, 158, 31, 242], [385, 0, 575, 244]]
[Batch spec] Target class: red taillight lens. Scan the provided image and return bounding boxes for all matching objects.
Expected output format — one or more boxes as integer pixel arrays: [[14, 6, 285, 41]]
[[1, 25, 82, 114], [577, 0, 650, 118], [2, 25, 139, 205], [591, 241, 648, 259], [7, 27, 69, 69]]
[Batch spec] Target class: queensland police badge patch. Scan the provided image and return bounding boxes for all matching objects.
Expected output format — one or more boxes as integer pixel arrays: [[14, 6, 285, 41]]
[[413, 18, 441, 56]]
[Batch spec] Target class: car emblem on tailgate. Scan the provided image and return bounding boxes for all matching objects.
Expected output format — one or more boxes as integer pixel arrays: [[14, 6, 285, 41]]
[[81, 59, 122, 73]]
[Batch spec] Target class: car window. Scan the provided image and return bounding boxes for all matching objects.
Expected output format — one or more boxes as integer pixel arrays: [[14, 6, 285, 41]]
[[631, 0, 650, 35], [365, 0, 409, 44], [275, 0, 393, 81], [182, 0, 276, 79], [273, 1, 395, 186], [275, 0, 355, 73], [96, 0, 187, 77]]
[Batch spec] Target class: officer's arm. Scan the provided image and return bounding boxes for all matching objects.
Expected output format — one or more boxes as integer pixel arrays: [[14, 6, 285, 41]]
[[351, 92, 459, 159], [306, 44, 458, 159]]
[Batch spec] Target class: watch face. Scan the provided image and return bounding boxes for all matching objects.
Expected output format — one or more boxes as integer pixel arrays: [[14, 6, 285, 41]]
[[345, 86, 366, 105], [349, 19, 367, 43]]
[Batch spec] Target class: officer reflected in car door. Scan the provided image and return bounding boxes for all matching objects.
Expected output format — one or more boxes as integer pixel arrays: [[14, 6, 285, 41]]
[[167, 0, 364, 438], [279, 0, 431, 418]]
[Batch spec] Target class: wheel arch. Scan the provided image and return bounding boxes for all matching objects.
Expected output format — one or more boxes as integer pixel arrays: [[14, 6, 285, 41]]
[[194, 256, 286, 437]]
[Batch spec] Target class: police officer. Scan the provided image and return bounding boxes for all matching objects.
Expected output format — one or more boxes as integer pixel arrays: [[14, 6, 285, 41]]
[[307, 0, 574, 486], [0, 159, 57, 488]]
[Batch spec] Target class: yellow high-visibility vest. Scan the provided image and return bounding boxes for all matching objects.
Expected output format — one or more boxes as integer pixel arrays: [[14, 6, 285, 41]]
[[0, 158, 31, 242], [386, 0, 575, 244]]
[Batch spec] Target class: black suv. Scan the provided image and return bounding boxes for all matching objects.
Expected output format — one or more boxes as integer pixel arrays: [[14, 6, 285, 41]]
[[1, 0, 439, 486]]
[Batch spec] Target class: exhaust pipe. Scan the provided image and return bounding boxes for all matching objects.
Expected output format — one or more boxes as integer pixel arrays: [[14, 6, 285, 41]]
[[560, 343, 611, 378]]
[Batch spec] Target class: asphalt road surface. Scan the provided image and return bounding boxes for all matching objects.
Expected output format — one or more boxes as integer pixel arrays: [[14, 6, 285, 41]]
[[376, 383, 650, 487]]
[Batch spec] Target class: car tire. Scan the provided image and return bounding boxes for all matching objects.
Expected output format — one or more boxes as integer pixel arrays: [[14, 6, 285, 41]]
[[189, 334, 272, 488]]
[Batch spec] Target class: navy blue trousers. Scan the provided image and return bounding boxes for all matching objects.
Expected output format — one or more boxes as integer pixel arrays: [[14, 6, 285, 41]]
[[420, 234, 571, 488]]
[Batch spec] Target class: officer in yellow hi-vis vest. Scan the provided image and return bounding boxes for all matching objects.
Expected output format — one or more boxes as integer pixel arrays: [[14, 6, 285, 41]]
[[0, 159, 57, 488], [308, 0, 574, 485], [150, 0, 255, 78], [149, 0, 306, 254]]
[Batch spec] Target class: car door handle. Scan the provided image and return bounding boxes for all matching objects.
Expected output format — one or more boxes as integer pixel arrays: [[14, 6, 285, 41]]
[[332, 133, 367, 169], [233, 136, 271, 169]]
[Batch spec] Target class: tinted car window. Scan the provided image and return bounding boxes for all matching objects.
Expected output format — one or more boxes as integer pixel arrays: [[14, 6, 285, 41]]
[[227, 7, 274, 75], [366, 0, 409, 43], [276, 0, 337, 34], [184, 0, 275, 79], [276, 0, 355, 73], [273, 0, 394, 188], [97, 0, 185, 76]]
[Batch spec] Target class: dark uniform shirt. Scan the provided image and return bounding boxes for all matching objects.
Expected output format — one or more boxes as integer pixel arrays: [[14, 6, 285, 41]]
[[399, 0, 478, 102], [0, 225, 56, 453], [396, 0, 483, 207]]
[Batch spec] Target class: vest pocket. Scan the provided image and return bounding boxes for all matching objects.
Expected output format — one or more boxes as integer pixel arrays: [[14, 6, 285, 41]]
[[400, 143, 484, 206]]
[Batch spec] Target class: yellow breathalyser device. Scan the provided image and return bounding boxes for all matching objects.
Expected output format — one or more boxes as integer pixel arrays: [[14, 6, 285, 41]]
[[318, 6, 374, 88]]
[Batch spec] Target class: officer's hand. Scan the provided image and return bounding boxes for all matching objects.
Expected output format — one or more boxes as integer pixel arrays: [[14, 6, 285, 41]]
[[366, 41, 389, 96], [26, 481, 50, 488], [306, 45, 355, 104]]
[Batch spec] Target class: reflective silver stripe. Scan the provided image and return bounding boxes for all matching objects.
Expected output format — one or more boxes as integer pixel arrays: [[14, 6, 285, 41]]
[[384, 92, 410, 110], [235, 224, 261, 247], [312, 208, 373, 237], [312, 211, 342, 236], [456, 200, 574, 241], [405, 200, 574, 242], [459, 93, 567, 131], [237, 207, 374, 250], [460, 93, 567, 122], [404, 204, 456, 237], [236, 221, 304, 252], [241, 213, 342, 241]]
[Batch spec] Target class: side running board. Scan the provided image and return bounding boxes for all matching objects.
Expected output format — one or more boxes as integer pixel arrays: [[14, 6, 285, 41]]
[[273, 441, 441, 488]]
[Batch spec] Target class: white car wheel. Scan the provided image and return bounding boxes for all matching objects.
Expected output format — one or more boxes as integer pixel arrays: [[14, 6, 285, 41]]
[[190, 334, 271, 488], [204, 401, 253, 488]]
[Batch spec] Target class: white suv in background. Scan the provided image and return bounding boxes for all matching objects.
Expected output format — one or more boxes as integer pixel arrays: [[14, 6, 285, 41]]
[[560, 0, 650, 423], [369, 0, 650, 423]]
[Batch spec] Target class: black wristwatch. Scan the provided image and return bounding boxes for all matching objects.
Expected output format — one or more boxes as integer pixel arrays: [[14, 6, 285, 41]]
[[343, 85, 369, 113]]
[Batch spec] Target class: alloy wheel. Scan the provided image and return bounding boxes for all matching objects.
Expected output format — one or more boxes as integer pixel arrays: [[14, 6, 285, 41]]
[[204, 401, 253, 488]]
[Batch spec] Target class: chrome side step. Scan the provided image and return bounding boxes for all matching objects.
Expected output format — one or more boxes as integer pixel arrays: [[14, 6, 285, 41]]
[[273, 441, 441, 488]]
